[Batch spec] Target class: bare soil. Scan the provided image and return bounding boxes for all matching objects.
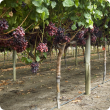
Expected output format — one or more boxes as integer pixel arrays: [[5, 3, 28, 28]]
[[0, 51, 110, 110]]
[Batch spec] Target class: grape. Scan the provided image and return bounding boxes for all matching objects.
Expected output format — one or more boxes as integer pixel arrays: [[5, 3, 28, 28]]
[[94, 31, 102, 37], [31, 62, 39, 73], [12, 26, 28, 53], [36, 43, 48, 52], [22, 2, 26, 7], [91, 34, 97, 43], [12, 26, 25, 38], [90, 27, 94, 33], [54, 35, 70, 44], [53, 27, 70, 44], [0, 19, 9, 33], [56, 27, 65, 36], [45, 22, 58, 36]]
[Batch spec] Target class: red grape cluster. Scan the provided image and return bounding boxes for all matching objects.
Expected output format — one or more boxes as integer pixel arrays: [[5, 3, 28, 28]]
[[11, 26, 28, 53], [91, 34, 97, 42], [45, 22, 58, 36], [31, 62, 39, 73], [36, 43, 48, 52], [75, 25, 100, 45], [0, 19, 9, 32], [54, 27, 70, 44], [12, 26, 25, 38]]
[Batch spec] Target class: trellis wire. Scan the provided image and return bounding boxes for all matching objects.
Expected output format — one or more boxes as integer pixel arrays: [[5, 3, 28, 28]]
[[50, 78, 110, 110]]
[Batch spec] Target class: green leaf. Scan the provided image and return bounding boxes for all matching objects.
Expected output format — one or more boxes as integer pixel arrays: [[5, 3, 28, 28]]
[[45, 20, 49, 25], [41, 12, 45, 20], [36, 7, 49, 19], [32, 0, 42, 7], [21, 57, 26, 62], [105, 24, 108, 28], [27, 58, 32, 63], [36, 56, 40, 62], [63, 0, 74, 7], [43, 52, 47, 58], [78, 21, 84, 27], [75, 0, 79, 7], [71, 24, 77, 30], [51, 1, 56, 8], [84, 13, 91, 19], [36, 7, 43, 13], [26, 47, 31, 52]]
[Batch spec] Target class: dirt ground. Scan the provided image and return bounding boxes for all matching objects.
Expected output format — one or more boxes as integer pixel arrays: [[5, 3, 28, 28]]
[[0, 50, 110, 110]]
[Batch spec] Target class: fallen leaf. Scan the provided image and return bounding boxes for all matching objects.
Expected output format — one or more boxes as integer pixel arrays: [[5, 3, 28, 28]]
[[78, 91, 82, 94], [27, 92, 30, 94], [0, 89, 2, 91], [71, 100, 80, 103], [48, 87, 52, 89]]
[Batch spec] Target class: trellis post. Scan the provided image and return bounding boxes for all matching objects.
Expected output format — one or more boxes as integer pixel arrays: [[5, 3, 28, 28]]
[[85, 33, 91, 95], [75, 42, 78, 66], [103, 37, 106, 83], [13, 50, 17, 81]]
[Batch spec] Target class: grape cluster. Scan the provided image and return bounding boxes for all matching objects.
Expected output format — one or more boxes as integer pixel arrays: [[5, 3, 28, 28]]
[[0, 19, 9, 33], [45, 22, 58, 36], [12, 26, 25, 38], [75, 28, 88, 45], [36, 43, 48, 52], [91, 34, 97, 42], [75, 25, 100, 45], [54, 27, 70, 44], [11, 26, 28, 53], [22, 2, 27, 7], [31, 62, 39, 73]]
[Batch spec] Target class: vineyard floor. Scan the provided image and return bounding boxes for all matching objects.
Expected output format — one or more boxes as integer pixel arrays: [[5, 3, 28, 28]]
[[0, 52, 110, 110]]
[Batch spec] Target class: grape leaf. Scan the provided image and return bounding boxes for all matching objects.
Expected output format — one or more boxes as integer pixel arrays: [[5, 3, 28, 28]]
[[43, 52, 47, 58], [71, 24, 77, 30], [51, 1, 56, 8], [63, 0, 74, 7], [36, 56, 40, 62]]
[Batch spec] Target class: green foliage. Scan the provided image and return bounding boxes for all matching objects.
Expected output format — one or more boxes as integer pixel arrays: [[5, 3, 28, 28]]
[[21, 57, 32, 64], [63, 0, 74, 7]]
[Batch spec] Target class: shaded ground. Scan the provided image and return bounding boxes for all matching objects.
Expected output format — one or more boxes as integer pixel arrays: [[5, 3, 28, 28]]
[[0, 50, 110, 110]]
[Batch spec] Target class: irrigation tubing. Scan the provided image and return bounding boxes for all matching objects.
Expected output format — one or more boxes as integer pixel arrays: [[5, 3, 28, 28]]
[[50, 78, 110, 110]]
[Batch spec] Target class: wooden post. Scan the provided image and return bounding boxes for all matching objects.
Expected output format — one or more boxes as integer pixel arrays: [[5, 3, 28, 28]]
[[83, 46, 85, 63], [56, 44, 65, 109], [71, 47, 73, 55], [74, 47, 75, 58], [103, 38, 106, 83], [75, 42, 78, 66], [85, 33, 91, 95], [13, 50, 16, 81], [97, 46, 100, 60]]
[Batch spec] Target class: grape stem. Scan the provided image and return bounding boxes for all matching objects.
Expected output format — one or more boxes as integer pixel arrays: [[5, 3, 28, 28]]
[[3, 8, 32, 35]]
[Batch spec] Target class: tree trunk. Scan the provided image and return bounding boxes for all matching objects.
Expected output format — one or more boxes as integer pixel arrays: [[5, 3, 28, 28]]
[[56, 44, 65, 109], [13, 50, 17, 81], [75, 43, 78, 66], [85, 33, 91, 95], [103, 38, 106, 83]]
